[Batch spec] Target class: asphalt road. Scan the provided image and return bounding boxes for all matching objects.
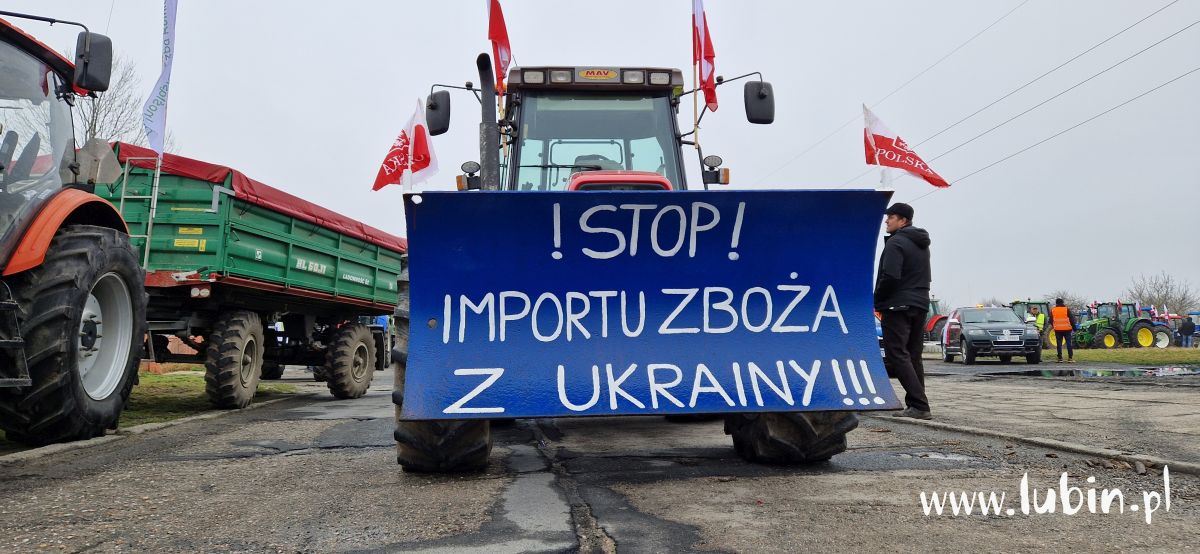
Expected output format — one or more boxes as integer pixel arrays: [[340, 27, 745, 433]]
[[1, 367, 1196, 553]]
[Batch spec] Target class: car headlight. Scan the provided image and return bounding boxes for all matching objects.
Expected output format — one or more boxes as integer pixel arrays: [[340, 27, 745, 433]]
[[968, 329, 987, 336], [1025, 327, 1039, 336]]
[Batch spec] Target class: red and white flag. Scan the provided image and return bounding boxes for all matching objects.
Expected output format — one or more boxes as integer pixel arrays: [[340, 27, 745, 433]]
[[372, 99, 439, 191], [692, 0, 717, 111], [488, 0, 512, 93], [863, 105, 949, 188]]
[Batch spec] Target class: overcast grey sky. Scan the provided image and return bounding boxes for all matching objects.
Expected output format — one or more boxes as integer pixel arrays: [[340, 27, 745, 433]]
[[8, 0, 1199, 309]]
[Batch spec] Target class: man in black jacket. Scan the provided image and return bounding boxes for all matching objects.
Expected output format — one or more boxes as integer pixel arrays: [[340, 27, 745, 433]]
[[1181, 316, 1196, 348], [875, 202, 933, 419]]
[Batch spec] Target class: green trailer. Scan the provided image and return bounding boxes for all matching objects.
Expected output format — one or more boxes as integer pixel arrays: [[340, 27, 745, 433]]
[[95, 142, 406, 408]]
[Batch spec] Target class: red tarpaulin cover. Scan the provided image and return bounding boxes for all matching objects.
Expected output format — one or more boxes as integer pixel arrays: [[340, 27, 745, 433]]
[[113, 143, 407, 253]]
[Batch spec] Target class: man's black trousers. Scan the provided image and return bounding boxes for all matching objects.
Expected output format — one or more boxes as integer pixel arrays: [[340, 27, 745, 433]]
[[880, 307, 930, 412]]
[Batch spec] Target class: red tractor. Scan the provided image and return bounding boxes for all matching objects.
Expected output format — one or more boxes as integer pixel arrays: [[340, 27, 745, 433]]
[[923, 297, 947, 344], [0, 12, 145, 445]]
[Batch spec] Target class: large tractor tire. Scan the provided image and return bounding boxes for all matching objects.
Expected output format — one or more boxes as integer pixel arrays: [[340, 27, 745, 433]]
[[0, 226, 146, 445], [1094, 329, 1120, 349], [204, 310, 265, 409], [1152, 326, 1173, 349], [1129, 322, 1155, 348], [1042, 328, 1054, 349], [324, 323, 376, 399], [391, 301, 491, 472], [724, 411, 858, 464], [392, 352, 491, 472]]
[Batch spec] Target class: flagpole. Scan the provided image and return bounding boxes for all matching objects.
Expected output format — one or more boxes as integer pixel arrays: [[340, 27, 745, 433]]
[[693, 61, 700, 150]]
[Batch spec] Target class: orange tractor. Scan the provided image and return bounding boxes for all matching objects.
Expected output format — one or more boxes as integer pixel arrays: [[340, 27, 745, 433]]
[[0, 12, 145, 445]]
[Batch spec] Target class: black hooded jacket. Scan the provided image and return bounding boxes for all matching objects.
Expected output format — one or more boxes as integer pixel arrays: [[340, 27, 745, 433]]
[[874, 225, 931, 312]]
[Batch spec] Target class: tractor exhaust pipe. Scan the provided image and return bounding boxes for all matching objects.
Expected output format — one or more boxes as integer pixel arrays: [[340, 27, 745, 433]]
[[475, 53, 501, 191]]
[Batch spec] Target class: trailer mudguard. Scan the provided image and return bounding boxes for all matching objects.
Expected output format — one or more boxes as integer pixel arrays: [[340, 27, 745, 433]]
[[2, 188, 127, 276], [399, 190, 900, 420]]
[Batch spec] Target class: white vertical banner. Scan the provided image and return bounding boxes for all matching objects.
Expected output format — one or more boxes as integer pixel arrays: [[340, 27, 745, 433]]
[[142, 0, 178, 155]]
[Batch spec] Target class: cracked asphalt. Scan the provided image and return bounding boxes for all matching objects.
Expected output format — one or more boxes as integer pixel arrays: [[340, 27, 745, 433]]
[[1, 366, 1196, 553]]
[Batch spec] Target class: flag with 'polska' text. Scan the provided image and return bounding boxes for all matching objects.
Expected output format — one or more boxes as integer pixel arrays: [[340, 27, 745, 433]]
[[141, 0, 178, 156]]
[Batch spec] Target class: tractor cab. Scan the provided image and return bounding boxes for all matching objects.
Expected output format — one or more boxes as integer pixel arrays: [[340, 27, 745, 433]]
[[501, 67, 688, 191], [427, 62, 773, 191], [0, 16, 111, 270]]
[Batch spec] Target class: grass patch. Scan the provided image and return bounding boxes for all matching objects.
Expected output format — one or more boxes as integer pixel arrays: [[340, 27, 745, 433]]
[[1041, 347, 1200, 365], [122, 370, 298, 427], [1, 370, 297, 451]]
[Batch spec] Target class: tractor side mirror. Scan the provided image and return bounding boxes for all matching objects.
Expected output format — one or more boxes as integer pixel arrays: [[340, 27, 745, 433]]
[[73, 32, 113, 92], [426, 90, 452, 136], [743, 81, 774, 124]]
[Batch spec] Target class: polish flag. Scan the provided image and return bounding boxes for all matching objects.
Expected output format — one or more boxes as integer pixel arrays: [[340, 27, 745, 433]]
[[372, 99, 439, 191], [488, 0, 512, 93], [692, 0, 717, 111], [863, 105, 949, 188]]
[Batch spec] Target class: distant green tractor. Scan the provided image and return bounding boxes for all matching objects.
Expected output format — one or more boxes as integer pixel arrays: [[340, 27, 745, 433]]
[[1009, 300, 1053, 347], [1075, 302, 1172, 349]]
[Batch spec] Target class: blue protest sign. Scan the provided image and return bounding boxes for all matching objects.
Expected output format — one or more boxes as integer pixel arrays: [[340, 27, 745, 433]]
[[400, 190, 900, 419]]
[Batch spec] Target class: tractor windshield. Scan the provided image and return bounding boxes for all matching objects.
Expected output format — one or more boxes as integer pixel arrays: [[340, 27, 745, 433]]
[[0, 39, 75, 257], [508, 91, 683, 190]]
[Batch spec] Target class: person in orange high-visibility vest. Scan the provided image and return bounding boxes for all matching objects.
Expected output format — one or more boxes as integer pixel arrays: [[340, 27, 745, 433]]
[[1050, 298, 1077, 363]]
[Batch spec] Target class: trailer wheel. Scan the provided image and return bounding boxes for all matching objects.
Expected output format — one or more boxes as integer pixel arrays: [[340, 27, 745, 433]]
[[325, 323, 375, 399], [724, 411, 857, 464], [204, 310, 265, 408], [260, 361, 284, 380], [0, 226, 146, 445]]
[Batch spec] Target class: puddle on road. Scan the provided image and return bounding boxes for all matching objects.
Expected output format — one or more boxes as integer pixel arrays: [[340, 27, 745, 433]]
[[985, 367, 1200, 378]]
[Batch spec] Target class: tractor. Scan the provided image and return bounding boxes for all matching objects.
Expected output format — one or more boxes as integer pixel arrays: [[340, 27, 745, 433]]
[[1075, 302, 1171, 349], [391, 53, 895, 472], [923, 296, 947, 344], [0, 12, 145, 445], [1009, 299, 1053, 347]]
